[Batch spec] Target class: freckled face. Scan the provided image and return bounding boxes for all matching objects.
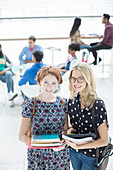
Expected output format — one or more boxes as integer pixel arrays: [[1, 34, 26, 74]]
[[71, 70, 87, 94], [40, 74, 59, 94]]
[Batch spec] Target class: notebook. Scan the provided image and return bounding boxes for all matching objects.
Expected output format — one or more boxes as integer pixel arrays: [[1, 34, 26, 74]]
[[28, 140, 63, 149], [62, 134, 93, 145], [31, 134, 60, 144]]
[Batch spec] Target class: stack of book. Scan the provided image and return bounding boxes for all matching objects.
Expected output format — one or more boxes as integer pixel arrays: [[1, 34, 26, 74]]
[[62, 133, 95, 145], [31, 134, 61, 147]]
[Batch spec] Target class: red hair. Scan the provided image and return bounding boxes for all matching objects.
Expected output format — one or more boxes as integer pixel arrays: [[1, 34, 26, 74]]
[[37, 66, 63, 85]]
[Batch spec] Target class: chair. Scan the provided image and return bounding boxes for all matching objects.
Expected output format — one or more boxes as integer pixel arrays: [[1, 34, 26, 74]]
[[20, 84, 40, 98], [0, 82, 7, 104], [97, 47, 113, 78]]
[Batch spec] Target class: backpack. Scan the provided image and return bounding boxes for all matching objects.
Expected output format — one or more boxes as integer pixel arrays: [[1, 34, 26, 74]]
[[92, 100, 113, 170]]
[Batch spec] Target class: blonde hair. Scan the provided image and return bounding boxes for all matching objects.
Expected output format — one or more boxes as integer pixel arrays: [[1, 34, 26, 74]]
[[69, 62, 96, 109], [37, 66, 63, 85]]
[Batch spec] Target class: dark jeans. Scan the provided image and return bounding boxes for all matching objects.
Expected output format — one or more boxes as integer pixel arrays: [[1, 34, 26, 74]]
[[90, 42, 112, 64], [70, 148, 96, 170]]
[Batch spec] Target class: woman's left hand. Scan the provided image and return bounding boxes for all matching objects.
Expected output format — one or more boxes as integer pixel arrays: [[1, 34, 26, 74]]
[[65, 139, 79, 150], [53, 143, 66, 152]]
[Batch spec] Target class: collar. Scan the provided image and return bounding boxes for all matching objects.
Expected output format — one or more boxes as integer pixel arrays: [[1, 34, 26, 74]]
[[105, 21, 111, 27], [30, 45, 35, 52], [72, 54, 76, 58], [75, 92, 89, 111]]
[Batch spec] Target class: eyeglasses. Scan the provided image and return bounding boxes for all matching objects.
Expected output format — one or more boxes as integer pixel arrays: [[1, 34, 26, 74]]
[[69, 77, 84, 83]]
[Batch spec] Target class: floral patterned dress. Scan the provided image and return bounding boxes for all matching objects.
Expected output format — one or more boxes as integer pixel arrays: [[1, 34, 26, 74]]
[[22, 96, 70, 170]]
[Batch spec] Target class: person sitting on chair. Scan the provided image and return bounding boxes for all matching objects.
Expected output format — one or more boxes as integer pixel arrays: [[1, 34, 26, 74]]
[[90, 14, 113, 65], [0, 44, 18, 107], [19, 35, 43, 65], [70, 17, 91, 56], [60, 43, 80, 75], [18, 50, 46, 100]]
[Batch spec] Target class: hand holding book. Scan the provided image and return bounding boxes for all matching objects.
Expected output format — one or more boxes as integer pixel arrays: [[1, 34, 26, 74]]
[[67, 127, 75, 134], [28, 134, 64, 149], [53, 142, 66, 152], [63, 132, 95, 146]]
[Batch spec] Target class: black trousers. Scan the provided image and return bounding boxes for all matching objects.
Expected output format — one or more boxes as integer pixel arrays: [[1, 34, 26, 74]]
[[90, 42, 112, 64]]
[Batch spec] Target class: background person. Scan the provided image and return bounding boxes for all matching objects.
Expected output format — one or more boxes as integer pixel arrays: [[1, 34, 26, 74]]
[[19, 35, 43, 65], [0, 44, 18, 106], [19, 66, 70, 169], [18, 50, 46, 100], [65, 63, 109, 170], [70, 17, 90, 53], [60, 43, 80, 74], [90, 14, 113, 65]]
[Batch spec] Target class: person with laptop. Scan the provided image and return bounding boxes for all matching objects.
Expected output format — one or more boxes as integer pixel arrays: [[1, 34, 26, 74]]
[[0, 44, 18, 106]]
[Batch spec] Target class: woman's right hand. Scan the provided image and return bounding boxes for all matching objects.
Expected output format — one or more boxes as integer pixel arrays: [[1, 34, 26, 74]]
[[0, 69, 6, 75], [67, 127, 75, 134], [19, 117, 31, 145]]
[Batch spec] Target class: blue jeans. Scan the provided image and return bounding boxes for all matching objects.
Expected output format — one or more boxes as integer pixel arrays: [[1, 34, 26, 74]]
[[0, 70, 14, 93], [80, 45, 91, 52], [70, 148, 96, 170]]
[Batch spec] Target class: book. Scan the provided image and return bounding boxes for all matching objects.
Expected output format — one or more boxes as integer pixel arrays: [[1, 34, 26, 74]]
[[67, 132, 96, 139], [28, 140, 64, 149], [31, 142, 61, 147], [31, 134, 61, 145], [62, 134, 93, 144]]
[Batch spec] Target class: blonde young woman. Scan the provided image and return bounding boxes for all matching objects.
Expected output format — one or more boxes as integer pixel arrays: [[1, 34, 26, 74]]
[[19, 66, 70, 170], [65, 63, 109, 170]]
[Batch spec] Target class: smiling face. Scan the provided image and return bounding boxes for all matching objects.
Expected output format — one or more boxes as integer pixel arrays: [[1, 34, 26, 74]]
[[40, 74, 59, 94], [71, 70, 87, 94]]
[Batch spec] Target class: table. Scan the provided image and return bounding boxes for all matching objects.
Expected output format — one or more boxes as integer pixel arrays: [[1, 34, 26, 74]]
[[11, 63, 33, 76], [81, 34, 100, 39]]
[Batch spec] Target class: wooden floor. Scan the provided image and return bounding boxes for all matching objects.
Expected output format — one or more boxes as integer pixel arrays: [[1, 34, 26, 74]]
[[0, 65, 113, 170]]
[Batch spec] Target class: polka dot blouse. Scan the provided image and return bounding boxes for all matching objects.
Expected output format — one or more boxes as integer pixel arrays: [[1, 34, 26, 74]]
[[68, 93, 109, 158]]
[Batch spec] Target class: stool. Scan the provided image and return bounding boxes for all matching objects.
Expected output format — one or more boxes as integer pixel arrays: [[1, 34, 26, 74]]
[[44, 47, 61, 65], [97, 47, 113, 79]]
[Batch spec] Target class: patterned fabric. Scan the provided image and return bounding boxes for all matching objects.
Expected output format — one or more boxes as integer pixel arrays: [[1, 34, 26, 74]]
[[70, 30, 81, 44], [68, 93, 109, 158], [22, 96, 70, 170]]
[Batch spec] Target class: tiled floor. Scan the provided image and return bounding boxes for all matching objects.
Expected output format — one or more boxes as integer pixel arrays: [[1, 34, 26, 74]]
[[0, 65, 113, 170]]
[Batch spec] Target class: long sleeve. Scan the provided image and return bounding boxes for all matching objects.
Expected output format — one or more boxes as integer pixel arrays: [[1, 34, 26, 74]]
[[19, 47, 26, 64], [18, 69, 29, 86], [5, 55, 13, 67], [100, 27, 111, 45]]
